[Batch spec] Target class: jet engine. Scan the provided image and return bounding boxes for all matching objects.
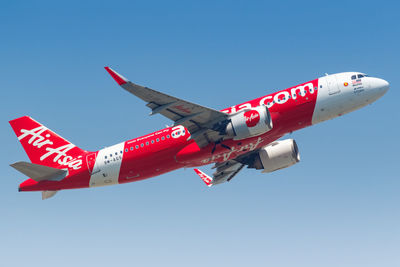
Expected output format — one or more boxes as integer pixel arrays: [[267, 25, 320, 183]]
[[248, 139, 300, 173], [225, 106, 273, 140]]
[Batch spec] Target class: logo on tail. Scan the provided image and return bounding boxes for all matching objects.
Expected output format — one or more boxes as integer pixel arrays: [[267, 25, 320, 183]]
[[10, 116, 85, 170]]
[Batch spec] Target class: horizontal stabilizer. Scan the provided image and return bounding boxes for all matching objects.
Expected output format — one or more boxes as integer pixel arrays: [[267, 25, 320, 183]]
[[42, 190, 58, 200], [10, 161, 68, 182]]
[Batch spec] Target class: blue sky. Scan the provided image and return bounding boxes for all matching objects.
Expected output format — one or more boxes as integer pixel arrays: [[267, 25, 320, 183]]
[[1, 1, 399, 266]]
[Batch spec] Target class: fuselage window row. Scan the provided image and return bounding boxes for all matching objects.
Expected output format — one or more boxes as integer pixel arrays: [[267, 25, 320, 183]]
[[123, 134, 171, 154]]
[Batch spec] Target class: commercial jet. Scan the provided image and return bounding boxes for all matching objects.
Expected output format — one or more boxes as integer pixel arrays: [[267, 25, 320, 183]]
[[9, 67, 389, 199]]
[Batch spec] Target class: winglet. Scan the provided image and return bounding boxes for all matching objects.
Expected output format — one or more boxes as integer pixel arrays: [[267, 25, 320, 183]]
[[194, 168, 213, 187], [104, 66, 129, 85]]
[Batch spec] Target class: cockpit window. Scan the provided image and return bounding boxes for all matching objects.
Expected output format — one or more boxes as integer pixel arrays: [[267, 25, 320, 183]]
[[351, 75, 357, 80], [357, 74, 364, 79]]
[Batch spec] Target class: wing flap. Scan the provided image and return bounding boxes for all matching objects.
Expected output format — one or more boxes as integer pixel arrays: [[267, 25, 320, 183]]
[[212, 161, 245, 184]]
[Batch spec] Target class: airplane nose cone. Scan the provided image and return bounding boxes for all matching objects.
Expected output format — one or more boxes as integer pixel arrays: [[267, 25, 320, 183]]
[[376, 78, 389, 91], [371, 78, 389, 96], [381, 79, 390, 93]]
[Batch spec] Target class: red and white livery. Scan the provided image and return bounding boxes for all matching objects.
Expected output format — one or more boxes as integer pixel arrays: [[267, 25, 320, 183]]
[[9, 68, 389, 199]]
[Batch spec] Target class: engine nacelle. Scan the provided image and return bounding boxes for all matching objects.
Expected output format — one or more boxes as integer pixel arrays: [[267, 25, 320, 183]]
[[226, 106, 273, 140], [251, 139, 300, 173]]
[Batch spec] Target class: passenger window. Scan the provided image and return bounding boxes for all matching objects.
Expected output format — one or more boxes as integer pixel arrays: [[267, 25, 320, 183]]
[[161, 136, 165, 140], [151, 140, 154, 144], [146, 142, 149, 145], [167, 135, 170, 138], [156, 138, 160, 142], [125, 148, 128, 152], [140, 144, 144, 147], [135, 145, 139, 149], [130, 147, 133, 151], [351, 75, 357, 80]]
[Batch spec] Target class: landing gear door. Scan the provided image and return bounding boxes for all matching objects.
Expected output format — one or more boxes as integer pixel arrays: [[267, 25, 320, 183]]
[[86, 153, 100, 174], [326, 75, 341, 95]]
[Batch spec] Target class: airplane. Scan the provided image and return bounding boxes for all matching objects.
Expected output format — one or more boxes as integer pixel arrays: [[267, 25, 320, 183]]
[[9, 67, 389, 199]]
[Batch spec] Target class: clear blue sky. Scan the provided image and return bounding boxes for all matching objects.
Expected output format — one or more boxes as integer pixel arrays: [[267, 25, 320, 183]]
[[1, 1, 399, 266]]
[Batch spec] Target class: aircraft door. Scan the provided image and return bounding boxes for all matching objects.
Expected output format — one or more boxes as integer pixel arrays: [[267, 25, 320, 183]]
[[326, 75, 341, 95]]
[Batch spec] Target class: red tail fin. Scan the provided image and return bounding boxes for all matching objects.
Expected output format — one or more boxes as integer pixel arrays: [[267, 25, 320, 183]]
[[9, 116, 86, 170]]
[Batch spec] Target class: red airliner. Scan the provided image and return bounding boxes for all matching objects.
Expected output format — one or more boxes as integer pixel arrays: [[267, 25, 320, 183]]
[[9, 67, 389, 199]]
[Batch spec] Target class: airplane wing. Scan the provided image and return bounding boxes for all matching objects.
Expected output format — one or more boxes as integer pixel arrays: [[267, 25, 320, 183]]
[[194, 160, 246, 186], [105, 67, 229, 147], [193, 145, 273, 186]]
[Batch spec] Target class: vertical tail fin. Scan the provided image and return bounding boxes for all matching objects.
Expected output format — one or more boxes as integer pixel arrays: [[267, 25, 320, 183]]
[[9, 116, 86, 170]]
